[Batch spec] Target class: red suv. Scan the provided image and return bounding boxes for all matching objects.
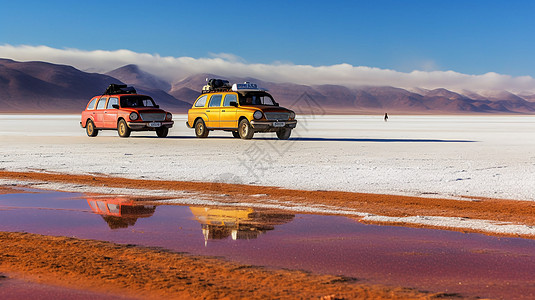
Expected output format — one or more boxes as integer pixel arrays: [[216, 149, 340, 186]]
[[80, 84, 174, 137]]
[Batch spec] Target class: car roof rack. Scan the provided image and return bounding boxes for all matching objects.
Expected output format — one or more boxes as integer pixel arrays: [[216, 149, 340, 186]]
[[104, 84, 137, 95]]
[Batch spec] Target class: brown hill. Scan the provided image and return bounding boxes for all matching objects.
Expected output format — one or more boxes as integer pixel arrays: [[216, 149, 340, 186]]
[[171, 73, 535, 114], [0, 60, 190, 113], [0, 58, 122, 112], [104, 64, 193, 111], [519, 94, 535, 102], [106, 64, 171, 92], [1, 60, 534, 114]]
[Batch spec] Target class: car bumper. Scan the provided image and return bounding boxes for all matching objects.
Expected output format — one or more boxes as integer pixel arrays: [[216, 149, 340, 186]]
[[250, 120, 297, 130], [185, 121, 192, 129], [127, 121, 174, 130]]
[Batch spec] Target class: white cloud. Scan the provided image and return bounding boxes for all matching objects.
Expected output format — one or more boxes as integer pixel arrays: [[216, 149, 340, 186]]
[[208, 52, 246, 63], [1, 44, 535, 93]]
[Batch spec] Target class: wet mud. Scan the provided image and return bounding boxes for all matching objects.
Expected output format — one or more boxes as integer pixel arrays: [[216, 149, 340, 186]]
[[0, 232, 441, 300]]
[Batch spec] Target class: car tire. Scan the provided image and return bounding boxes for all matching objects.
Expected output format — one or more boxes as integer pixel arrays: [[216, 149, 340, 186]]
[[86, 120, 99, 137], [156, 127, 168, 138], [118, 119, 131, 138], [195, 119, 209, 138], [276, 128, 291, 140], [238, 119, 254, 139], [231, 131, 240, 138]]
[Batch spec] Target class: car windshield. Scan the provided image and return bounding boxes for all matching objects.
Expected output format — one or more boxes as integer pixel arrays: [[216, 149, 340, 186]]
[[120, 96, 157, 108], [239, 92, 277, 106]]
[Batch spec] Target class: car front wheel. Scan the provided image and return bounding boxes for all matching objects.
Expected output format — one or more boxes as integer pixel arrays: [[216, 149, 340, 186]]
[[195, 119, 209, 138], [156, 127, 168, 138], [86, 120, 98, 137], [276, 128, 292, 140], [238, 119, 254, 139], [118, 119, 131, 138]]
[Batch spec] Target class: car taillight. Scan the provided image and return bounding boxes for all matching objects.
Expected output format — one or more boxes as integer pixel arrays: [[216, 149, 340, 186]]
[[166, 113, 172, 121], [129, 112, 139, 121]]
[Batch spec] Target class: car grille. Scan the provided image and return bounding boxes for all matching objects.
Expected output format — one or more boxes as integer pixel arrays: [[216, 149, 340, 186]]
[[140, 112, 166, 121], [264, 112, 290, 121]]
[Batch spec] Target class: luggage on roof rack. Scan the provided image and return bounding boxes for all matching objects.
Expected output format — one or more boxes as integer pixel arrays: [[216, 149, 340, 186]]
[[202, 78, 231, 93], [104, 84, 137, 95]]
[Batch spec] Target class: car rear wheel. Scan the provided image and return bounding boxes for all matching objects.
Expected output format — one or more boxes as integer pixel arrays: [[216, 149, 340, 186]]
[[156, 127, 168, 138], [238, 119, 254, 139], [276, 128, 291, 140], [86, 120, 98, 137], [195, 119, 209, 138], [118, 119, 131, 138], [231, 131, 240, 138]]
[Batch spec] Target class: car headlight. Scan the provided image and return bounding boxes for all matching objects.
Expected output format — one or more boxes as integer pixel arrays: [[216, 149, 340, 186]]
[[166, 113, 172, 121], [253, 110, 263, 120], [289, 111, 295, 119], [129, 112, 139, 121]]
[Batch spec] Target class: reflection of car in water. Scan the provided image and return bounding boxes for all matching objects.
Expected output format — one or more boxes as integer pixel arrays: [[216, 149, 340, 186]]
[[87, 197, 156, 229], [190, 207, 294, 245]]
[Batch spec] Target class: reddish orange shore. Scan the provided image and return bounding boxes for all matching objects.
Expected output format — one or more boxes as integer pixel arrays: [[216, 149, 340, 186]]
[[0, 231, 452, 299]]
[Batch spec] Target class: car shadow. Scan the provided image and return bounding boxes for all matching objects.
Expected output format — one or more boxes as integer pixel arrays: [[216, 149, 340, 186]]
[[272, 137, 476, 143], [135, 136, 476, 143], [130, 135, 199, 139]]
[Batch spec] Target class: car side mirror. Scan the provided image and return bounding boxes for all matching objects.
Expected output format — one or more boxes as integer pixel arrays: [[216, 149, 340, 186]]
[[112, 104, 119, 109], [274, 102, 279, 106], [155, 105, 160, 108], [229, 101, 238, 107]]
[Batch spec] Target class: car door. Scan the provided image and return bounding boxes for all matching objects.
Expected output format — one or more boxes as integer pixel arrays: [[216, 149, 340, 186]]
[[94, 97, 108, 127], [205, 94, 223, 128], [104, 97, 119, 128], [220, 93, 238, 129]]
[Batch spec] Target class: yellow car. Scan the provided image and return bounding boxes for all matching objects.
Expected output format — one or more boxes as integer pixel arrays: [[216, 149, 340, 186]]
[[186, 79, 297, 139]]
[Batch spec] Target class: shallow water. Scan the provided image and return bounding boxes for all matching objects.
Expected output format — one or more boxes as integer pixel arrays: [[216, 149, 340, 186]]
[[1, 188, 535, 298]]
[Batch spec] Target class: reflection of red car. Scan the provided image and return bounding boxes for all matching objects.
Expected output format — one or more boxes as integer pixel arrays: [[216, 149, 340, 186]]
[[80, 84, 174, 138], [87, 197, 156, 229]]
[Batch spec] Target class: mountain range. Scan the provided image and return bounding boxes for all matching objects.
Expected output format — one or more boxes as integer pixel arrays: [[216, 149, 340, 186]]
[[1, 58, 534, 114]]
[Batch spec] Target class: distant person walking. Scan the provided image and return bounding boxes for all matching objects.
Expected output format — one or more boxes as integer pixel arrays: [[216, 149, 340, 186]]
[[384, 113, 388, 122]]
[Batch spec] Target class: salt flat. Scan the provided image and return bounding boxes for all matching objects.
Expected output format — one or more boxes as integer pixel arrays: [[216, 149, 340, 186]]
[[0, 114, 534, 201]]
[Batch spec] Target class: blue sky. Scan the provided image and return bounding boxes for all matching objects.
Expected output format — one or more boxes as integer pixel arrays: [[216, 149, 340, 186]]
[[1, 0, 534, 78]]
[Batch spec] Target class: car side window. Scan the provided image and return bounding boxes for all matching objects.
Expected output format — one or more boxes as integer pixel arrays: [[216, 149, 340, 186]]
[[96, 97, 107, 110], [107, 203, 120, 214], [208, 94, 223, 107], [106, 97, 118, 109], [194, 95, 208, 107], [96, 201, 108, 213], [223, 94, 237, 106], [87, 98, 97, 110]]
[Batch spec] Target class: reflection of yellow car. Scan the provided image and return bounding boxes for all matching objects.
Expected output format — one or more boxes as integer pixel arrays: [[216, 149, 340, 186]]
[[189, 206, 295, 243], [190, 207, 257, 241], [186, 79, 297, 139]]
